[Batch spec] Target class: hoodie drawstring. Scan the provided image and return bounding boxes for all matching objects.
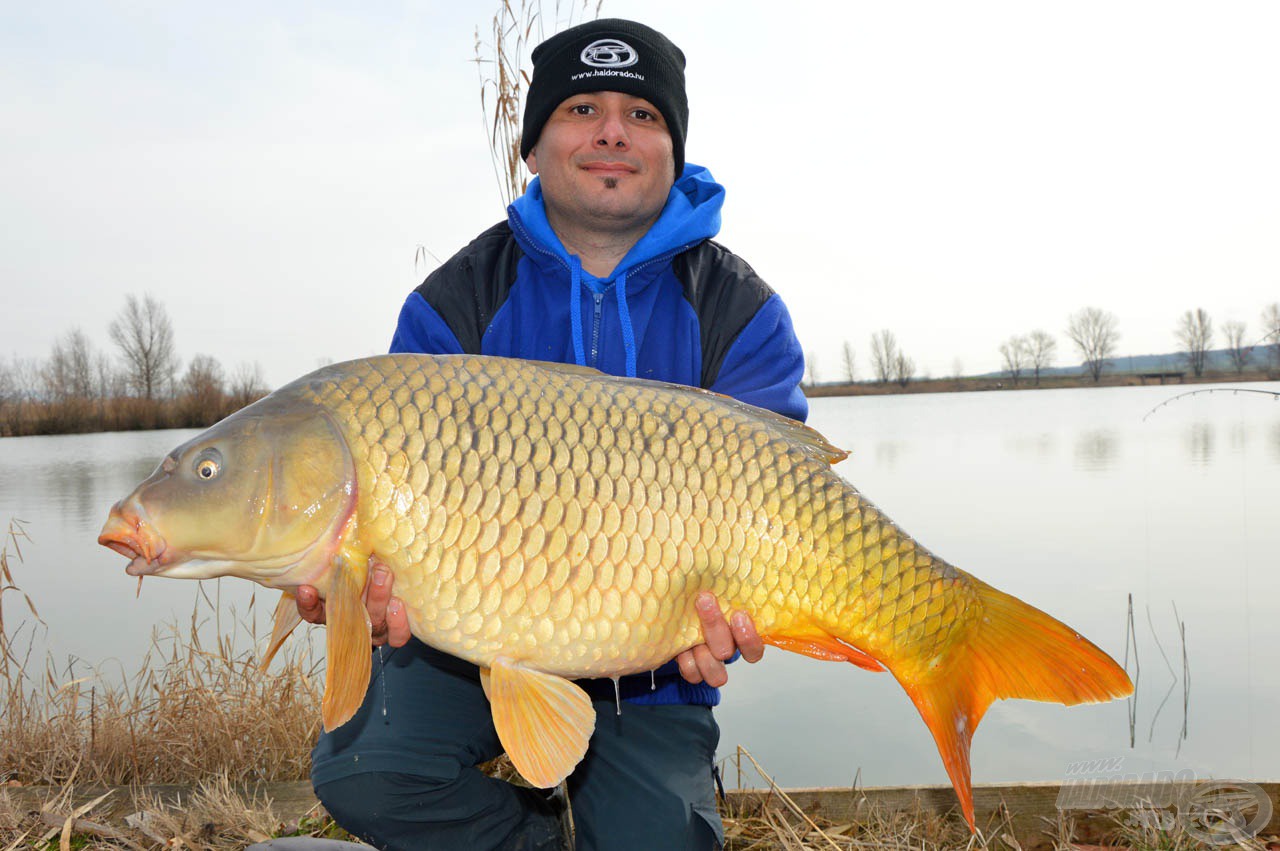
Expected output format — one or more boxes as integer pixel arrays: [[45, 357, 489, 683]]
[[569, 256, 587, 368], [568, 256, 637, 377], [615, 271, 637, 378]]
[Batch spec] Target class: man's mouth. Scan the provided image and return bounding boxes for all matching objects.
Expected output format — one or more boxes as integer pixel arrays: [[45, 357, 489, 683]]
[[581, 161, 637, 175]]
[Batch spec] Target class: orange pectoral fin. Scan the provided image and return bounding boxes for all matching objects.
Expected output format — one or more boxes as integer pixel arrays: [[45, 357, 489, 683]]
[[762, 629, 885, 672], [320, 557, 372, 732], [486, 657, 595, 788], [260, 590, 303, 672]]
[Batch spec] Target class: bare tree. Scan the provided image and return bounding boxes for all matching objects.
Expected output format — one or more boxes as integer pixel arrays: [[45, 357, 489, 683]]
[[1025, 330, 1057, 385], [1175, 308, 1214, 377], [1263, 303, 1280, 373], [181, 354, 227, 425], [0, 361, 13, 408], [892, 351, 915, 388], [0, 358, 40, 435], [998, 335, 1029, 386], [95, 352, 122, 398], [841, 341, 857, 383], [43, 328, 97, 401], [1222, 320, 1251, 375], [870, 330, 899, 384], [109, 294, 179, 400], [229, 361, 269, 409], [804, 350, 819, 386], [1065, 307, 1119, 382], [0, 359, 20, 434]]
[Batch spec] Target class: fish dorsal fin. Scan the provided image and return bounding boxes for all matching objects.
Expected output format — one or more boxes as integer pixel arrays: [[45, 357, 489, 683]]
[[662, 383, 848, 465], [260, 590, 303, 671], [725, 398, 848, 465], [485, 657, 595, 788], [320, 554, 372, 732], [491, 356, 846, 465], [522, 359, 607, 378]]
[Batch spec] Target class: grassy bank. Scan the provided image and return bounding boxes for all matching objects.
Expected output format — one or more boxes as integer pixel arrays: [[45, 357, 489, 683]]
[[0, 390, 268, 439]]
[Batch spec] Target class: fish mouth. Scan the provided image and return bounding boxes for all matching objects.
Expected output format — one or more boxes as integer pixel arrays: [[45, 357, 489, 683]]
[[98, 503, 169, 576]]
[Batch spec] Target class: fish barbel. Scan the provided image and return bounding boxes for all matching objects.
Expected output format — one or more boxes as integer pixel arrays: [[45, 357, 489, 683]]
[[99, 354, 1132, 828]]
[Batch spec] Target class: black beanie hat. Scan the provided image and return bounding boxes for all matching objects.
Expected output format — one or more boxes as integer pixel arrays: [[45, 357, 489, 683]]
[[521, 19, 689, 176]]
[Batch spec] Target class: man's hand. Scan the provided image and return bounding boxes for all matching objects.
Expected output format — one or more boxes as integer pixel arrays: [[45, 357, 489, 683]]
[[295, 560, 412, 648], [676, 592, 764, 687]]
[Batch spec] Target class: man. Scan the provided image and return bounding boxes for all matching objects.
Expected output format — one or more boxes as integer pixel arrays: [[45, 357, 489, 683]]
[[298, 19, 807, 851]]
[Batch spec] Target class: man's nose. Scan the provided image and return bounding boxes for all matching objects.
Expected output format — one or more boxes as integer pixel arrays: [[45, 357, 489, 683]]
[[594, 111, 630, 149]]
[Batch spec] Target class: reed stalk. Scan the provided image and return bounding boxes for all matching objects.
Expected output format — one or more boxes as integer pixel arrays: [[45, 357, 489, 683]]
[[473, 0, 601, 208]]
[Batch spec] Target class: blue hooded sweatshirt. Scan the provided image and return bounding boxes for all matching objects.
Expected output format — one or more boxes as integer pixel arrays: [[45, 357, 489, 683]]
[[389, 164, 807, 705]]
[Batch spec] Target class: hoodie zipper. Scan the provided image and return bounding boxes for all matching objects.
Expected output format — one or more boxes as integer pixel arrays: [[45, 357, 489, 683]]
[[509, 212, 703, 371], [590, 292, 604, 367]]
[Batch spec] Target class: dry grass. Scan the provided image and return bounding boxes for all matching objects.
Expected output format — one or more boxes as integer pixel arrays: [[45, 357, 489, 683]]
[[721, 747, 1023, 851], [1, 518, 323, 793], [0, 776, 353, 850]]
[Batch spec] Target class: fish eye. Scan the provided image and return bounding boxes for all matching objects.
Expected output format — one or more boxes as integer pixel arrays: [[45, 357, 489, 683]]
[[192, 448, 223, 481]]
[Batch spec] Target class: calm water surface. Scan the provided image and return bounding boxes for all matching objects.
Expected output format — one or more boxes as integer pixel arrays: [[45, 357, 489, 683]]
[[1, 382, 1277, 787]]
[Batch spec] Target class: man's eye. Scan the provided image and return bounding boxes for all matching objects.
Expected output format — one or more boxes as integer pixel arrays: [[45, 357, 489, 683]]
[[571, 104, 594, 115], [631, 109, 654, 121]]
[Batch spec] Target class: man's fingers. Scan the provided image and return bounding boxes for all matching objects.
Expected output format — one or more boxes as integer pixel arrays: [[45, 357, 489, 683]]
[[386, 599, 411, 648], [676, 649, 702, 684], [731, 611, 765, 663], [365, 566, 393, 644], [693, 644, 728, 688], [694, 592, 736, 660], [295, 585, 325, 625]]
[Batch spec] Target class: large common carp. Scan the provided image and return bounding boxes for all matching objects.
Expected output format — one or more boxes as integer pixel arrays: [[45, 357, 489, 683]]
[[99, 354, 1132, 828]]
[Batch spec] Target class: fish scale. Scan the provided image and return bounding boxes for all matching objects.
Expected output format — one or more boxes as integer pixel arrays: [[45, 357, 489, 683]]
[[99, 352, 1132, 829]]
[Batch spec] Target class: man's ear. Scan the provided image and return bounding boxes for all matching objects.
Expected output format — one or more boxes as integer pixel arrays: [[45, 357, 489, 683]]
[[525, 149, 538, 175]]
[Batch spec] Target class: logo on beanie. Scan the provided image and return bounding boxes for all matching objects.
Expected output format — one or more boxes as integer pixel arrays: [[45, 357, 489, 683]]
[[580, 38, 638, 69]]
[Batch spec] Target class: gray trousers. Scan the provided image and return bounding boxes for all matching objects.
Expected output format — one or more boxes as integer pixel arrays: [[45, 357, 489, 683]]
[[311, 640, 723, 851]]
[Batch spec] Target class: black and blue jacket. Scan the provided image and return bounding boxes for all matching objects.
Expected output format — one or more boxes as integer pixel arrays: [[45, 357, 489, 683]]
[[389, 164, 807, 705]]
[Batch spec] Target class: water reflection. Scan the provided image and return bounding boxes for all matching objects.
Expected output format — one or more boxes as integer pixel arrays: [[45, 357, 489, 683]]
[[1074, 430, 1119, 471], [1006, 432, 1055, 458], [874, 441, 904, 468], [1185, 422, 1214, 467], [31, 456, 160, 527], [1228, 422, 1248, 455]]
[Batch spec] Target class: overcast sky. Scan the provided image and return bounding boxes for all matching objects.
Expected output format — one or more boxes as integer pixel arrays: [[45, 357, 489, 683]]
[[4, 1, 1278, 388]]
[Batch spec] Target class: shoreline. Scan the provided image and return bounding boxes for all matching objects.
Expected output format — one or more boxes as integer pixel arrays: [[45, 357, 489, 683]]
[[803, 368, 1280, 398], [3, 370, 1278, 439]]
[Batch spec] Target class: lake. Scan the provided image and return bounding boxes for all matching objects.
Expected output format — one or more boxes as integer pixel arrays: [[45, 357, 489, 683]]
[[1, 381, 1276, 789]]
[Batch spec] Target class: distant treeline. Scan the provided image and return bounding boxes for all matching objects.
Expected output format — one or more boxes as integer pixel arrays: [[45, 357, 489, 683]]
[[1, 294, 269, 437], [805, 303, 1280, 388]]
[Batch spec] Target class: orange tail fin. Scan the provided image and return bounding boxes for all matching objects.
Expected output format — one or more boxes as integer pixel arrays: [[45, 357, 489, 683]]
[[896, 579, 1133, 831]]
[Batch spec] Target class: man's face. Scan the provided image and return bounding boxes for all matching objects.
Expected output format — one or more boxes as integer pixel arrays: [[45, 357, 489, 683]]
[[526, 91, 676, 234]]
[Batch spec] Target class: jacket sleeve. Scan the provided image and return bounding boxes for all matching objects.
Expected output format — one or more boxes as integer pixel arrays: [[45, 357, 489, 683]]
[[389, 291, 466, 355], [708, 293, 809, 423]]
